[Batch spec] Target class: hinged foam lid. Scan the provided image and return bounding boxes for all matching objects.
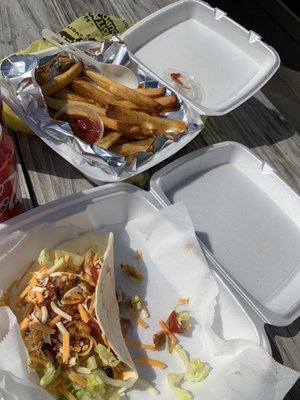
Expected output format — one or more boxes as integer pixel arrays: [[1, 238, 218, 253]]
[[122, 0, 280, 115], [150, 141, 300, 326]]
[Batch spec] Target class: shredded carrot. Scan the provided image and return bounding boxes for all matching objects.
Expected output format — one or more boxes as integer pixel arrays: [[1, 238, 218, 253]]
[[133, 357, 167, 369], [125, 339, 156, 351], [31, 321, 55, 335], [178, 298, 189, 304], [68, 371, 87, 388], [49, 315, 61, 327], [45, 374, 63, 391], [78, 304, 89, 323], [130, 307, 149, 329], [159, 320, 177, 344], [62, 331, 70, 363], [56, 385, 77, 400]]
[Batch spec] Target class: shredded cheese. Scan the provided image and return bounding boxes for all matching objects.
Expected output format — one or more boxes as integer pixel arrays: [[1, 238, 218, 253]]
[[30, 355, 51, 368], [36, 291, 44, 303], [88, 292, 96, 313], [15, 261, 35, 288], [62, 332, 70, 363], [68, 371, 87, 388], [133, 357, 167, 369], [178, 298, 190, 304], [49, 315, 61, 327], [130, 307, 149, 329], [20, 317, 30, 333], [45, 374, 63, 390], [56, 321, 68, 334], [78, 303, 89, 323], [31, 321, 55, 335], [51, 301, 72, 321], [125, 339, 156, 351], [159, 320, 177, 344]]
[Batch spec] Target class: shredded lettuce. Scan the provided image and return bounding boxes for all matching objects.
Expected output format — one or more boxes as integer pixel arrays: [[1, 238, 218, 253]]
[[167, 373, 192, 400], [38, 248, 52, 266], [94, 368, 136, 389], [87, 355, 98, 370], [136, 377, 160, 395], [40, 364, 59, 387], [95, 344, 120, 367], [167, 344, 210, 400], [173, 344, 209, 382], [54, 249, 84, 266], [176, 311, 190, 330]]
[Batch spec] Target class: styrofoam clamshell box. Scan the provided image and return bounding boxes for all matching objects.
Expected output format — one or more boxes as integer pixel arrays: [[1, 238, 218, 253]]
[[122, 0, 280, 115], [1, 141, 299, 354], [150, 141, 300, 328]]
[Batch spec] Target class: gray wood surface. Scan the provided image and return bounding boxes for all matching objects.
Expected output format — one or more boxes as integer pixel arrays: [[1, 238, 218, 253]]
[[1, 1, 300, 398]]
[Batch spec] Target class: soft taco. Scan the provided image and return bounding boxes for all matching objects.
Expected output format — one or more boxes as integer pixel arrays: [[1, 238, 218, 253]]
[[10, 231, 138, 400]]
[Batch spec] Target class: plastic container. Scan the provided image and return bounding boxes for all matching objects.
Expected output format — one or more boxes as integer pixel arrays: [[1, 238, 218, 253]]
[[54, 104, 104, 145], [150, 141, 300, 326], [0, 181, 270, 351], [122, 0, 280, 115], [0, 0, 281, 184]]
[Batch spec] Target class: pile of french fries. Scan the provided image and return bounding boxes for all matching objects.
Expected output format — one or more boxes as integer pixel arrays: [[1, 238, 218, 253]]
[[36, 55, 188, 163]]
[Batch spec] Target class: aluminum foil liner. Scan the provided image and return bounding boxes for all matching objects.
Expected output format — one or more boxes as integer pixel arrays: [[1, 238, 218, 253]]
[[0, 38, 204, 183]]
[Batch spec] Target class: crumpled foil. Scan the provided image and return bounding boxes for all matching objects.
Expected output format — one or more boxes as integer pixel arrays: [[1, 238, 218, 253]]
[[0, 38, 204, 183]]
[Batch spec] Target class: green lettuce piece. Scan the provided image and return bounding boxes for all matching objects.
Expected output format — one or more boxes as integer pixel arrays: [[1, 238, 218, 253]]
[[174, 344, 209, 382], [167, 373, 192, 400], [87, 355, 98, 370], [86, 373, 106, 394], [40, 364, 59, 387], [38, 248, 52, 266], [95, 344, 120, 367], [54, 249, 84, 267]]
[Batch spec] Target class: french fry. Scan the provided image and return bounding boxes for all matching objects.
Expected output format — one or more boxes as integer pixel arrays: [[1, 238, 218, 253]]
[[106, 104, 188, 134], [156, 95, 179, 107], [136, 87, 167, 98], [40, 62, 83, 96], [70, 79, 138, 110], [94, 131, 122, 149], [83, 68, 163, 114], [54, 89, 96, 104], [110, 138, 154, 157]]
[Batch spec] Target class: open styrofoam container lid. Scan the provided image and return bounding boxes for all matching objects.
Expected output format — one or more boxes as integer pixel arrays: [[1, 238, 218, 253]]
[[122, 0, 280, 115], [150, 141, 300, 326]]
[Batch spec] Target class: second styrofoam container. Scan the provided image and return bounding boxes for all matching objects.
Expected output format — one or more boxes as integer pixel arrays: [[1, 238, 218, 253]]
[[122, 0, 280, 115]]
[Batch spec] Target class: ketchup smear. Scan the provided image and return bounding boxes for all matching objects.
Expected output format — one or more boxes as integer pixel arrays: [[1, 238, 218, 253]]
[[61, 114, 102, 145]]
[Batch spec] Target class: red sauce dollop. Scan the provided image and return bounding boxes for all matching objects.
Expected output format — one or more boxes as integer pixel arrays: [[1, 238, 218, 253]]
[[61, 114, 101, 144]]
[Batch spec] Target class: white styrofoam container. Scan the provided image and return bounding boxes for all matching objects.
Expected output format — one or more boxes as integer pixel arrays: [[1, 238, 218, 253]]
[[122, 0, 280, 115], [0, 181, 270, 353], [150, 141, 300, 327]]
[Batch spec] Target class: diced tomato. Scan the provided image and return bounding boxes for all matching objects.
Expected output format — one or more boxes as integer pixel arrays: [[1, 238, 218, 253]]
[[166, 310, 185, 334], [87, 318, 102, 343], [91, 265, 99, 284]]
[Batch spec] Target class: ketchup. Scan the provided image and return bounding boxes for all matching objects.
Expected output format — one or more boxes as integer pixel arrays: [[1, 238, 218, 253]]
[[0, 102, 23, 222], [61, 114, 102, 145]]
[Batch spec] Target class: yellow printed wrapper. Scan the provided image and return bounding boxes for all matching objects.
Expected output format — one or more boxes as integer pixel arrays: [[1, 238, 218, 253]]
[[3, 13, 131, 133]]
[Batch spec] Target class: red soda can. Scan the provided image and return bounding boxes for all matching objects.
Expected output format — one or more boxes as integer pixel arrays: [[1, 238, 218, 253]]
[[0, 105, 24, 222]]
